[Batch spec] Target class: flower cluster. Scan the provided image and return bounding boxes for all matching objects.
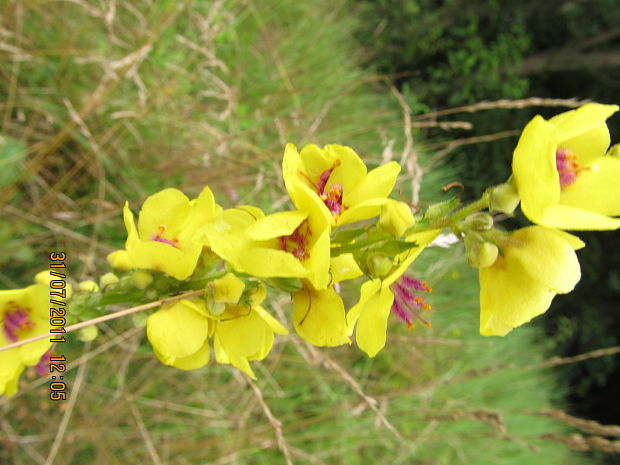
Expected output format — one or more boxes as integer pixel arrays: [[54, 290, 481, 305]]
[[1, 104, 619, 396]]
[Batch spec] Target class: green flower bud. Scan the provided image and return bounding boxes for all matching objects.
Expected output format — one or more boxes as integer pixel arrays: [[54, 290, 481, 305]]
[[132, 270, 153, 290], [462, 212, 494, 231], [465, 237, 499, 268], [379, 200, 415, 236], [99, 272, 120, 289], [366, 255, 393, 278], [489, 182, 520, 214], [77, 325, 98, 342]]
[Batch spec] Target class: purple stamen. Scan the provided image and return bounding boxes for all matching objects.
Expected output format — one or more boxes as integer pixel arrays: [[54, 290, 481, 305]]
[[556, 147, 581, 189], [35, 348, 54, 376], [389, 274, 433, 330], [390, 298, 414, 328], [3, 307, 34, 342]]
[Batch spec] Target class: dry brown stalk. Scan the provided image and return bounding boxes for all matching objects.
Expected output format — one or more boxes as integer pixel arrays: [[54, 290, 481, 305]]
[[529, 410, 620, 437], [541, 433, 620, 453], [247, 378, 294, 465], [413, 97, 590, 121], [431, 409, 507, 435]]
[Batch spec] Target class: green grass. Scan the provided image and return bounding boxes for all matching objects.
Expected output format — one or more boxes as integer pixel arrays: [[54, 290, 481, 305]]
[[0, 1, 599, 464]]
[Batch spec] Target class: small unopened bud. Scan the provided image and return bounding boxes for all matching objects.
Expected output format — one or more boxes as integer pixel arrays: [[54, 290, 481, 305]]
[[77, 325, 98, 342], [106, 250, 133, 270], [99, 272, 120, 289], [132, 270, 153, 290], [462, 212, 494, 231], [489, 183, 520, 214], [35, 270, 73, 298], [465, 237, 499, 268], [78, 280, 99, 293], [367, 255, 393, 278], [248, 283, 267, 305], [379, 200, 415, 236], [210, 273, 245, 304]]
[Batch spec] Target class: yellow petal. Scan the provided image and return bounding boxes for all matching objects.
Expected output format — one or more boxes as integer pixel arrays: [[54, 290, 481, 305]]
[[560, 156, 620, 216], [234, 247, 310, 278], [355, 286, 394, 357], [0, 356, 24, 397], [217, 309, 270, 358], [180, 186, 219, 241], [293, 287, 349, 347], [137, 188, 191, 239], [338, 198, 391, 226], [253, 305, 288, 335], [305, 225, 331, 290], [538, 204, 620, 231], [558, 123, 610, 167], [147, 300, 209, 363], [512, 115, 561, 223], [323, 145, 367, 192], [550, 103, 618, 146], [330, 253, 363, 283], [154, 339, 210, 370], [346, 280, 381, 335], [479, 226, 580, 336], [480, 259, 555, 336], [345, 161, 400, 207], [246, 210, 307, 240]]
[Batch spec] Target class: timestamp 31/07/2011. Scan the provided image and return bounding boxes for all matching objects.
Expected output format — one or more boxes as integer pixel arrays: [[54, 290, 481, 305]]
[[49, 252, 67, 401]]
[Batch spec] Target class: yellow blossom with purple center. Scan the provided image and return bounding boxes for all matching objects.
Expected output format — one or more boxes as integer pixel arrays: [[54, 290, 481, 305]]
[[283, 143, 401, 227], [123, 186, 220, 280], [512, 103, 620, 230]]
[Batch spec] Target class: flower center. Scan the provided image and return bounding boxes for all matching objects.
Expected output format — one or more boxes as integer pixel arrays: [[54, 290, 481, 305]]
[[279, 219, 312, 261], [556, 147, 582, 189], [3, 302, 35, 342], [320, 184, 344, 216], [389, 274, 432, 330], [150, 225, 180, 248], [304, 160, 346, 218]]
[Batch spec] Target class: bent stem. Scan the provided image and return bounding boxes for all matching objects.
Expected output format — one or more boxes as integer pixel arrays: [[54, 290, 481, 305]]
[[0, 290, 203, 353]]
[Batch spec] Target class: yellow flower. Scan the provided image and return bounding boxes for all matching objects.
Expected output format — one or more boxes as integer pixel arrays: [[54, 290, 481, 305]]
[[198, 200, 331, 290], [1, 284, 51, 396], [292, 286, 350, 347], [479, 226, 582, 336], [213, 301, 288, 379], [147, 282, 288, 378], [147, 299, 213, 370], [513, 103, 620, 230], [283, 143, 401, 227], [123, 187, 219, 280], [346, 229, 440, 357]]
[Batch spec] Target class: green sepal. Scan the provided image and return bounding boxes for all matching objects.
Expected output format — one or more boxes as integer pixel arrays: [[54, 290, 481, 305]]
[[331, 227, 367, 246], [423, 197, 460, 221], [262, 277, 303, 293]]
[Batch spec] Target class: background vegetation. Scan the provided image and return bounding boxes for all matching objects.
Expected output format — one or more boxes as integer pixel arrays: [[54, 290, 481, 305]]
[[0, 0, 618, 463]]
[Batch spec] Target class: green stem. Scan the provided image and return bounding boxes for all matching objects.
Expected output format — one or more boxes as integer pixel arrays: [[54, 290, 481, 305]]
[[433, 193, 490, 229]]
